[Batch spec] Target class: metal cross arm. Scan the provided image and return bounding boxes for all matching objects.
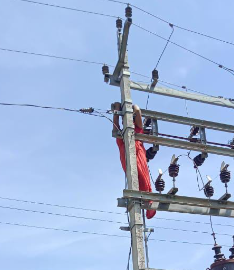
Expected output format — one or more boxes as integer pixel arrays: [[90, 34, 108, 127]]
[[141, 109, 234, 133], [135, 133, 234, 157], [118, 190, 234, 218], [130, 81, 234, 109]]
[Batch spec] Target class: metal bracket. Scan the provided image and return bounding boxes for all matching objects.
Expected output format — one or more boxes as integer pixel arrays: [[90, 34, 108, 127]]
[[119, 189, 234, 218]]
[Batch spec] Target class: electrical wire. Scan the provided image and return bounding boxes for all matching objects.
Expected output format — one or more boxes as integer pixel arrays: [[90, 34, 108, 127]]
[[132, 23, 234, 76], [129, 4, 234, 46], [151, 225, 233, 237], [0, 220, 230, 247], [0, 195, 233, 228], [12, 0, 234, 75], [0, 45, 228, 99], [0, 102, 114, 119], [0, 205, 126, 225], [13, 0, 118, 18], [146, 25, 174, 109], [0, 195, 124, 215], [0, 221, 129, 238], [0, 47, 113, 66]]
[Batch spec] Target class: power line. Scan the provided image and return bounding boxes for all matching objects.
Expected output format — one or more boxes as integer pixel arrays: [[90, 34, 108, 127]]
[[0, 47, 112, 66], [129, 4, 234, 46], [0, 205, 125, 224], [146, 24, 174, 109], [132, 23, 234, 76], [151, 225, 233, 237], [0, 46, 230, 98], [12, 0, 234, 75], [14, 0, 118, 18], [4, 202, 231, 238], [0, 195, 124, 215], [0, 220, 230, 246], [0, 102, 111, 118], [0, 195, 233, 228], [100, 0, 234, 46], [0, 221, 129, 238]]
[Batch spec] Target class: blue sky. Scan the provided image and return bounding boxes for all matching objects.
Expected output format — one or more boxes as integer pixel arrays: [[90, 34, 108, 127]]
[[0, 0, 234, 269]]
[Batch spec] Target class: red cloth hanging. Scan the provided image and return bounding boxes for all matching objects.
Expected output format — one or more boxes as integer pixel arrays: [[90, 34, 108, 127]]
[[116, 126, 156, 219]]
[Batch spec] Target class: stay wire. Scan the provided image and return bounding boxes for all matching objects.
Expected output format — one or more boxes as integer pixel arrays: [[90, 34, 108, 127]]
[[146, 25, 174, 109], [14, 0, 118, 18]]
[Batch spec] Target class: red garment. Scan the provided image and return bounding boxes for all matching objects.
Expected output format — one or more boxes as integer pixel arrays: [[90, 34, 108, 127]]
[[117, 126, 156, 219]]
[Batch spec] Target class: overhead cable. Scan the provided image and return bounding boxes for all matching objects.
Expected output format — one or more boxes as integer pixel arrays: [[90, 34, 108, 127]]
[[0, 196, 124, 214], [0, 221, 129, 238], [101, 0, 234, 46], [3, 202, 231, 237], [0, 195, 233, 228], [0, 47, 111, 66], [0, 205, 125, 224], [12, 0, 234, 74], [132, 23, 234, 76], [14, 0, 118, 18], [0, 45, 221, 98], [0, 102, 110, 118], [146, 24, 174, 109], [0, 220, 230, 246], [129, 4, 234, 46]]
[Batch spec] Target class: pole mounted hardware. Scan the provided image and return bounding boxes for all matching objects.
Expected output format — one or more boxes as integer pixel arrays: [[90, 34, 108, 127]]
[[155, 169, 165, 193], [167, 155, 179, 195], [219, 162, 231, 201]]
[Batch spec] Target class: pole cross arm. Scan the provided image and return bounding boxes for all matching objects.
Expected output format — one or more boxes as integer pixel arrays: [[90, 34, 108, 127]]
[[111, 18, 132, 81], [130, 81, 234, 109], [141, 109, 234, 133], [135, 133, 234, 157], [118, 190, 234, 218]]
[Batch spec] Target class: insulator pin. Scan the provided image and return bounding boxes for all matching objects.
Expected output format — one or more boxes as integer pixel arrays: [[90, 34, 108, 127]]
[[116, 18, 122, 30], [155, 178, 165, 193], [168, 164, 179, 178], [125, 5, 132, 18], [102, 65, 109, 75], [220, 170, 231, 184], [204, 185, 214, 198]]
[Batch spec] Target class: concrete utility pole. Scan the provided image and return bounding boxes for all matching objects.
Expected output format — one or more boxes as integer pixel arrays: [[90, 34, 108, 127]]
[[102, 6, 234, 270], [117, 13, 146, 270]]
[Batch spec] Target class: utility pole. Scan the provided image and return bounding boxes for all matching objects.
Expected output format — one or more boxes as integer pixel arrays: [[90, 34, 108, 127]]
[[116, 9, 146, 270], [102, 5, 234, 270]]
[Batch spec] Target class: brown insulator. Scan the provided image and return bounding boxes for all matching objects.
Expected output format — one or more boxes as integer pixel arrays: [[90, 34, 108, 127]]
[[125, 5, 132, 18], [168, 164, 179, 178]]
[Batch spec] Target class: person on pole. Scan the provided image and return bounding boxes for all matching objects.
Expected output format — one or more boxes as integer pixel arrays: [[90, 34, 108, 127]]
[[113, 102, 156, 219]]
